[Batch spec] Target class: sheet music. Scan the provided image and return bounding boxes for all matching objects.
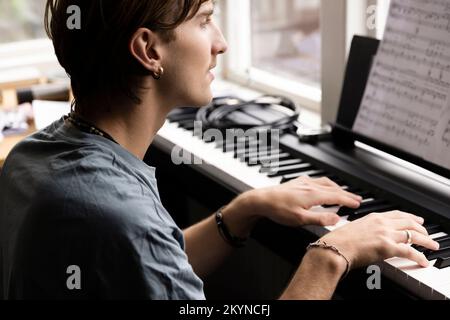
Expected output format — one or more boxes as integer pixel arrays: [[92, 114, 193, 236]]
[[353, 0, 450, 170]]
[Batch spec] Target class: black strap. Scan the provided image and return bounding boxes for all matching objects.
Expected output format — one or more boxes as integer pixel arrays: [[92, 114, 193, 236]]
[[215, 206, 247, 248]]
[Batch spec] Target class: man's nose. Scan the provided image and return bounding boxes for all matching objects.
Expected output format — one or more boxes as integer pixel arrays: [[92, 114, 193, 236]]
[[213, 27, 228, 55]]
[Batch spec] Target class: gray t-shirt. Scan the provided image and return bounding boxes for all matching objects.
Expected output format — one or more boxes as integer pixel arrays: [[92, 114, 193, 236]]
[[0, 118, 205, 300]]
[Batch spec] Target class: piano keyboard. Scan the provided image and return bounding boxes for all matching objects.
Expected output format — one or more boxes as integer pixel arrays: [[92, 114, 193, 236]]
[[153, 109, 450, 300]]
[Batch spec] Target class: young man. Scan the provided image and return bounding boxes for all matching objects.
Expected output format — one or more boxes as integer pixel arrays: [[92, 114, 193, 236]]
[[0, 0, 439, 299]]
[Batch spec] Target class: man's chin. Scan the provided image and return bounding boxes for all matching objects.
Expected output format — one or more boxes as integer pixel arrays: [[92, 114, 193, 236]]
[[191, 93, 214, 108], [175, 88, 213, 108]]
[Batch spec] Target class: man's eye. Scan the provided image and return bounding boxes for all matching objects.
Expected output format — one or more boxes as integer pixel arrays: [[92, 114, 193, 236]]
[[201, 16, 212, 27]]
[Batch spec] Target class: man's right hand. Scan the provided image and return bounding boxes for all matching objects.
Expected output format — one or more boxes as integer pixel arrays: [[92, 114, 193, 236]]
[[319, 211, 440, 269]]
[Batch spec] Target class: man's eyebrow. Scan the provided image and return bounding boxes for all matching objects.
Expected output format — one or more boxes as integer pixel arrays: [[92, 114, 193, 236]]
[[197, 9, 215, 17]]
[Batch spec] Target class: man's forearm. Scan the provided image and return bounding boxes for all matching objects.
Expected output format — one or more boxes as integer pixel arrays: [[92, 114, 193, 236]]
[[183, 192, 259, 279], [280, 249, 346, 300]]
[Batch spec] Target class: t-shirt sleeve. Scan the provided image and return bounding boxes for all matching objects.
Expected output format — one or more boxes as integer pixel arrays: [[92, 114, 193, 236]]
[[83, 197, 206, 300], [94, 222, 203, 299]]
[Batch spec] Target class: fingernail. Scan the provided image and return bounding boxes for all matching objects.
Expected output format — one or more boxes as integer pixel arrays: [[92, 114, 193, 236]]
[[434, 241, 440, 250], [421, 255, 430, 267]]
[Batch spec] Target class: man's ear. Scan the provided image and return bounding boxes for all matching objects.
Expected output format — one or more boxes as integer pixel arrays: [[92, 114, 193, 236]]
[[129, 28, 162, 74]]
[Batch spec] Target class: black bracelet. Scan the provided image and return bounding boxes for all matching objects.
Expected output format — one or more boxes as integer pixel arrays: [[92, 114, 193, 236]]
[[215, 206, 248, 248]]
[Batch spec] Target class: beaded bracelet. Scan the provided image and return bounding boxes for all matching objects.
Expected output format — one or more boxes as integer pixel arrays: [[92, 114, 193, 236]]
[[306, 240, 351, 280], [215, 206, 248, 248]]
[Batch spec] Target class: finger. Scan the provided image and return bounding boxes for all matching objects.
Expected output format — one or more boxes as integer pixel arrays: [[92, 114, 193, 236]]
[[394, 244, 430, 268], [340, 190, 363, 202], [311, 186, 363, 202], [389, 218, 428, 236], [314, 191, 362, 209], [380, 210, 424, 224], [321, 186, 363, 201], [392, 230, 440, 250], [308, 177, 341, 188], [299, 209, 341, 226]]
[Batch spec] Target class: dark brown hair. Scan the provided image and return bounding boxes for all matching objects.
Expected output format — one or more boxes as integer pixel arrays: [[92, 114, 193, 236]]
[[45, 0, 208, 114]]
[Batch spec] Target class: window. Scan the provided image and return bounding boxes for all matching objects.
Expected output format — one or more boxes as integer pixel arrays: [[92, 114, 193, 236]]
[[250, 0, 321, 88], [223, 0, 396, 123], [0, 0, 60, 74], [0, 0, 47, 44], [223, 0, 331, 114]]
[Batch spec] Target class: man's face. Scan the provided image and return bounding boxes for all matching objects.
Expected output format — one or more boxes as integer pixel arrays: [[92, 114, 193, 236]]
[[159, 1, 228, 108]]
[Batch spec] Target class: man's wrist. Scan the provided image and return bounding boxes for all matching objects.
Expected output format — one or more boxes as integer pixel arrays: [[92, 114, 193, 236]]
[[304, 247, 348, 280], [280, 248, 348, 300], [221, 191, 261, 238]]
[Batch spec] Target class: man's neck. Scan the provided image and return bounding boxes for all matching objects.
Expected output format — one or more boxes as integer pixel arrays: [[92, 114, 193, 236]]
[[80, 96, 172, 160]]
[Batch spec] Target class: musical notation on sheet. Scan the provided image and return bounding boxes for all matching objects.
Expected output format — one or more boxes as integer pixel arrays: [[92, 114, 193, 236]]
[[443, 120, 450, 147], [354, 0, 450, 170]]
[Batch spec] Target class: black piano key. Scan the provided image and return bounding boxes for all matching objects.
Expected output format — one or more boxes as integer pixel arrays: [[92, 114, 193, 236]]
[[425, 246, 450, 261], [436, 238, 450, 250], [338, 199, 386, 216], [240, 149, 281, 161], [237, 144, 265, 154], [221, 138, 259, 148], [336, 206, 357, 217], [266, 163, 315, 178], [236, 147, 267, 159], [354, 190, 373, 199], [435, 235, 450, 245], [412, 245, 427, 253], [322, 204, 340, 209], [309, 171, 330, 178], [280, 170, 326, 183], [347, 204, 397, 221], [322, 175, 345, 185], [247, 153, 291, 166], [215, 137, 248, 148], [435, 257, 450, 269], [220, 140, 261, 152], [424, 223, 443, 235], [221, 143, 258, 154], [260, 159, 303, 172], [345, 186, 365, 194], [235, 144, 270, 155], [244, 148, 282, 159]]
